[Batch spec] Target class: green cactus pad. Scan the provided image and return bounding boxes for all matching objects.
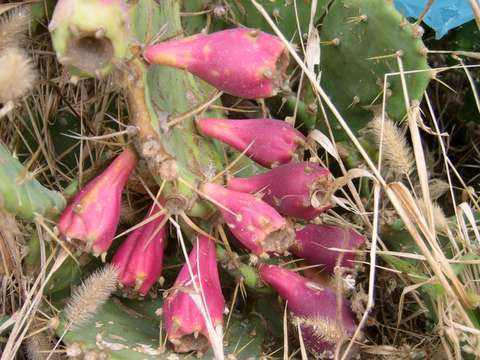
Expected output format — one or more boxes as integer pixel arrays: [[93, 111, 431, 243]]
[[0, 143, 65, 221], [319, 0, 431, 133], [59, 297, 265, 359], [223, 0, 329, 43], [181, 0, 210, 36]]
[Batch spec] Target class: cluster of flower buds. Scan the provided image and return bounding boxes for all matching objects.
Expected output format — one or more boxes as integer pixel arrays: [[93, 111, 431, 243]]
[[144, 27, 362, 356], [54, 23, 364, 357]]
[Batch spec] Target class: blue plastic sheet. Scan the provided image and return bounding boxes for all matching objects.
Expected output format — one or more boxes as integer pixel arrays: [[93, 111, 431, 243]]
[[394, 0, 475, 39]]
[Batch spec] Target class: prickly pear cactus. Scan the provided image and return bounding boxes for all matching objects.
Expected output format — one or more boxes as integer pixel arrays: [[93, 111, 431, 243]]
[[0, 143, 65, 221], [2, 0, 479, 358], [38, 0, 363, 357], [319, 0, 431, 133], [0, 0, 445, 358]]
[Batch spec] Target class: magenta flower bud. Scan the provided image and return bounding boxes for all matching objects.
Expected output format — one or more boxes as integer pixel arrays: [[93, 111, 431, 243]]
[[196, 118, 306, 168], [201, 182, 294, 256], [164, 235, 224, 354], [228, 162, 333, 220], [57, 149, 137, 255], [292, 224, 366, 274], [144, 28, 289, 99], [112, 204, 166, 296], [260, 265, 358, 359]]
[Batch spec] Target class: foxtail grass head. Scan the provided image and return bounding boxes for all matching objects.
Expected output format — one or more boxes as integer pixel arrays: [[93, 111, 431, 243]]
[[64, 265, 118, 330], [0, 6, 36, 104]]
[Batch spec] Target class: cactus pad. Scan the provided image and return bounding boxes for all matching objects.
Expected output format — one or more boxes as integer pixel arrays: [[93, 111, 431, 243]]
[[320, 0, 431, 132], [0, 143, 65, 221], [225, 0, 328, 43], [59, 297, 265, 359]]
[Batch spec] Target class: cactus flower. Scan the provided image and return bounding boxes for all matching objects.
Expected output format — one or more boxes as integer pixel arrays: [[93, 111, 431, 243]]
[[164, 235, 224, 354], [228, 162, 333, 219], [49, 0, 131, 77], [292, 224, 366, 274], [196, 118, 305, 168], [259, 265, 358, 359], [112, 204, 166, 296], [144, 28, 289, 99], [201, 182, 294, 256], [57, 148, 137, 256]]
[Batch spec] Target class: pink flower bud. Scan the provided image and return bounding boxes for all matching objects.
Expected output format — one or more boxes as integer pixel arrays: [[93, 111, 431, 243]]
[[201, 182, 294, 256], [112, 204, 166, 296], [259, 265, 358, 359], [57, 149, 137, 255], [196, 118, 305, 168], [164, 236, 224, 354], [144, 28, 289, 99], [292, 224, 366, 274], [228, 162, 333, 220]]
